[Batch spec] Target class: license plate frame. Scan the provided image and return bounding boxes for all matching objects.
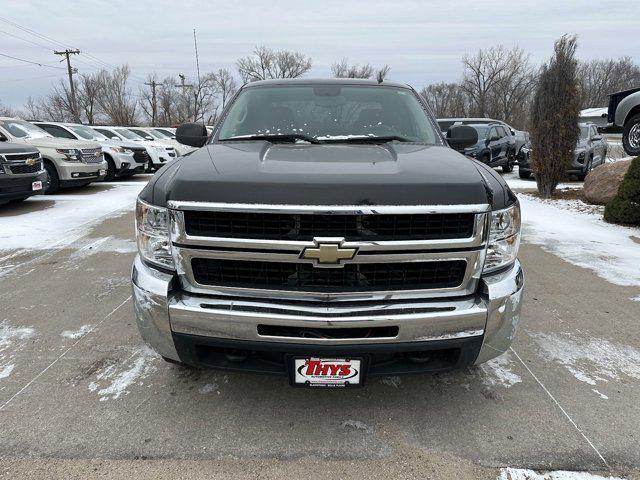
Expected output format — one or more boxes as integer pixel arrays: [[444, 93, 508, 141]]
[[99, 169, 107, 176], [32, 180, 42, 191], [289, 356, 364, 388]]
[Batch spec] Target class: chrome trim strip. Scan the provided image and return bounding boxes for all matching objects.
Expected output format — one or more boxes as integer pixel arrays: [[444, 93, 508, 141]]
[[167, 200, 491, 214], [169, 210, 489, 251]]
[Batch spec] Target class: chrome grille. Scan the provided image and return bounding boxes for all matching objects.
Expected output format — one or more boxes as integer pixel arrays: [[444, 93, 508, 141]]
[[81, 148, 103, 164], [169, 202, 489, 302]]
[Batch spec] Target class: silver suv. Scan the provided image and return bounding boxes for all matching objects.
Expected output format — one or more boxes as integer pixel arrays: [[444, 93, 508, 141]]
[[0, 117, 106, 194], [34, 122, 149, 182]]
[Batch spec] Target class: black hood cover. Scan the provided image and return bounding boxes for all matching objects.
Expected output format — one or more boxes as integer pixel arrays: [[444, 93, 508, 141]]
[[146, 142, 512, 209]]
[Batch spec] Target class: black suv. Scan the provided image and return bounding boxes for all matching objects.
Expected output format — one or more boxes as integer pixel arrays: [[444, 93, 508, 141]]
[[0, 142, 48, 205], [457, 123, 516, 173]]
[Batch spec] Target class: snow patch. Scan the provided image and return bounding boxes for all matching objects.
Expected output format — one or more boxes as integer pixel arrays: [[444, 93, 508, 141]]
[[498, 467, 625, 479], [0, 183, 143, 252], [519, 194, 640, 287], [341, 419, 372, 433], [0, 321, 36, 380], [70, 236, 137, 260], [380, 376, 401, 388], [630, 296, 640, 302], [61, 325, 93, 339], [503, 171, 583, 191], [530, 332, 640, 391], [88, 345, 159, 401], [480, 352, 522, 388]]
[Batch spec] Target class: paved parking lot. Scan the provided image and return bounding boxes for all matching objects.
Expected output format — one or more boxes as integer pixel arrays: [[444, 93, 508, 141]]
[[1, 176, 639, 479]]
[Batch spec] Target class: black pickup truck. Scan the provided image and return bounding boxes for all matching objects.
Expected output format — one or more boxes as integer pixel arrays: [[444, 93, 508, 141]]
[[0, 142, 48, 205], [132, 79, 524, 387]]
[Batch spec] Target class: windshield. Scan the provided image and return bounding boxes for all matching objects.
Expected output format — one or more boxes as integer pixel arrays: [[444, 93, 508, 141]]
[[69, 125, 107, 141], [145, 130, 164, 139], [154, 128, 175, 138], [115, 128, 144, 140], [0, 119, 51, 139], [217, 85, 440, 144]]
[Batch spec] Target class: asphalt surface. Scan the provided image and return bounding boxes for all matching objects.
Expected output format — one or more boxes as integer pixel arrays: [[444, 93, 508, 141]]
[[1, 177, 639, 479]]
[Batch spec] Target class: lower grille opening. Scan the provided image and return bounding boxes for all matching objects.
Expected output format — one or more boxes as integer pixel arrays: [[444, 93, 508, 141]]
[[191, 258, 467, 292], [257, 325, 399, 339]]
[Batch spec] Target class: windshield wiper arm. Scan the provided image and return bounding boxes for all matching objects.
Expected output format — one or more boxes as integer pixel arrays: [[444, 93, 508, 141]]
[[220, 134, 322, 144], [321, 135, 413, 144]]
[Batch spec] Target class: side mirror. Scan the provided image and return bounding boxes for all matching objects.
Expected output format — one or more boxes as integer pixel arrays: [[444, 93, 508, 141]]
[[176, 123, 209, 148], [447, 125, 478, 151]]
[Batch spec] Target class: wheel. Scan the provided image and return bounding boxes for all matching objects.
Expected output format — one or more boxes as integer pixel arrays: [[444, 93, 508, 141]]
[[622, 113, 640, 156], [502, 155, 514, 173], [43, 161, 60, 194], [578, 157, 593, 181], [518, 170, 531, 179], [102, 155, 116, 182], [481, 153, 490, 165]]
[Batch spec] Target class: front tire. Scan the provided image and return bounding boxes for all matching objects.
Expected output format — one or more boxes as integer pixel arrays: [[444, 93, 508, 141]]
[[578, 157, 593, 181], [102, 155, 116, 182], [622, 114, 640, 156], [519, 170, 531, 179], [502, 154, 514, 173], [43, 161, 60, 195]]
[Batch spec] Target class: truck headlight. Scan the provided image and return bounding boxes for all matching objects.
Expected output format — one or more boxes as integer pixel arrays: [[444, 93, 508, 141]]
[[56, 148, 81, 161], [483, 203, 521, 273], [135, 198, 174, 269]]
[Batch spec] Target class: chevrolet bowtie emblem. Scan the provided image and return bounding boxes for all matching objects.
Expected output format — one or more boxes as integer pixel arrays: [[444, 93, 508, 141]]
[[25, 158, 36, 166], [301, 239, 357, 267]]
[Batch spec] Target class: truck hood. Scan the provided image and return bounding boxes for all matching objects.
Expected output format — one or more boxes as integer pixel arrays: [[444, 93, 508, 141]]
[[13, 136, 100, 150], [0, 142, 41, 155], [148, 142, 513, 209]]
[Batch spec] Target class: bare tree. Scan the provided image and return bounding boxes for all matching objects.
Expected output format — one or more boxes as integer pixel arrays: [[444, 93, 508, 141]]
[[461, 46, 508, 117], [95, 65, 138, 125], [420, 82, 471, 118], [237, 46, 312, 82], [331, 58, 390, 82], [530, 35, 581, 198], [578, 56, 640, 108], [0, 100, 19, 117], [76, 72, 102, 124]]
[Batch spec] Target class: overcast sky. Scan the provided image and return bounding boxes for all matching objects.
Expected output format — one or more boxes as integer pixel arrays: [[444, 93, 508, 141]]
[[1, 0, 639, 110]]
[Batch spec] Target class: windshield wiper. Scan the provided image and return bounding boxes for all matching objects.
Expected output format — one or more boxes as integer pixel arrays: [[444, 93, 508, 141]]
[[220, 134, 322, 144], [321, 135, 413, 144]]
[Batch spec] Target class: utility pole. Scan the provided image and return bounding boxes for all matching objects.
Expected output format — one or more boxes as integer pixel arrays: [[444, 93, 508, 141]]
[[54, 49, 81, 123], [144, 80, 159, 126]]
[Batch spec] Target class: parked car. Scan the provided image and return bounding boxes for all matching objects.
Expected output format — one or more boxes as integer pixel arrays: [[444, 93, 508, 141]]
[[152, 127, 176, 139], [0, 142, 48, 205], [33, 122, 149, 181], [437, 117, 529, 155], [518, 123, 608, 180], [132, 78, 524, 387], [607, 86, 640, 156], [455, 123, 516, 172], [92, 126, 177, 171], [126, 127, 195, 156], [0, 117, 106, 194]]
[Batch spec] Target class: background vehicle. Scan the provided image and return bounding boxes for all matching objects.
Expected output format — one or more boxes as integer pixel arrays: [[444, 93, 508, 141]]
[[0, 117, 106, 194], [607, 86, 640, 155], [0, 142, 48, 205], [33, 122, 149, 181], [93, 126, 177, 171], [438, 117, 529, 155], [457, 123, 516, 172], [518, 123, 608, 180], [132, 79, 524, 387], [126, 127, 195, 156], [153, 127, 176, 138]]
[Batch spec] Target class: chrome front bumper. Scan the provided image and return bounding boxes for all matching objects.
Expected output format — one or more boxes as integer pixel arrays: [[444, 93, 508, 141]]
[[131, 255, 524, 365]]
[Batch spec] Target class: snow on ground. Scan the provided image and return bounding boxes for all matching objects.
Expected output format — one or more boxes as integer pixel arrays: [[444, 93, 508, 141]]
[[530, 332, 640, 397], [0, 321, 36, 380], [0, 181, 146, 253], [503, 171, 583, 191], [498, 468, 625, 479], [518, 194, 640, 287], [60, 324, 93, 339], [88, 345, 158, 401], [479, 352, 522, 388]]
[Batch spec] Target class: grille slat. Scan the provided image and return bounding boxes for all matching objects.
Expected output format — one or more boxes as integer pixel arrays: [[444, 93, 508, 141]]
[[192, 258, 466, 292], [184, 211, 475, 241], [8, 162, 42, 174]]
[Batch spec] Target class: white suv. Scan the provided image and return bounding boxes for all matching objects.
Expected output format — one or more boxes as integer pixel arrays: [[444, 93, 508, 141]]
[[93, 126, 177, 171], [34, 122, 149, 182], [0, 117, 106, 194], [127, 127, 195, 156]]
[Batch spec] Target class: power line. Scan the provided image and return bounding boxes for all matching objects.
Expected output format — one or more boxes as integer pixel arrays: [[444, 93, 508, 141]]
[[54, 49, 81, 122], [0, 52, 66, 69]]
